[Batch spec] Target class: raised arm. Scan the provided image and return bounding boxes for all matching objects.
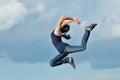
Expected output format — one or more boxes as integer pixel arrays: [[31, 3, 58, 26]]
[[54, 16, 80, 36]]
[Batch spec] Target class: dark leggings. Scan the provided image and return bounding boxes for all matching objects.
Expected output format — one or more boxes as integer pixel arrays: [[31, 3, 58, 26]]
[[50, 30, 90, 67]]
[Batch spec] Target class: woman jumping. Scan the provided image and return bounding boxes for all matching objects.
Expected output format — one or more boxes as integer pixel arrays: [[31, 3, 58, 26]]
[[50, 16, 97, 69]]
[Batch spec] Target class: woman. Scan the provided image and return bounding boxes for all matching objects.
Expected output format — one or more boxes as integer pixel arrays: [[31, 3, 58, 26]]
[[50, 16, 97, 69]]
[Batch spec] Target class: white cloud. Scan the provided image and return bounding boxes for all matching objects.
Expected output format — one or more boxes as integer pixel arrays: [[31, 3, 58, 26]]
[[35, 7, 58, 23], [0, 0, 28, 31], [111, 24, 120, 39], [35, 3, 46, 13], [79, 0, 120, 41], [90, 74, 120, 80], [60, 74, 120, 80], [28, 2, 58, 24], [34, 3, 57, 22]]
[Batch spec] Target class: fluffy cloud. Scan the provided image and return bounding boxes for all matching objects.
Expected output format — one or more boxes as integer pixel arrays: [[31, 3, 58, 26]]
[[111, 24, 120, 38], [60, 73, 120, 80], [0, 0, 28, 31], [90, 74, 120, 80], [33, 3, 58, 23], [93, 0, 120, 40], [35, 3, 46, 13]]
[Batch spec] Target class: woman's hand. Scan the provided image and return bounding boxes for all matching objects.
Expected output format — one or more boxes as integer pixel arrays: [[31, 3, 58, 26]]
[[73, 18, 80, 25]]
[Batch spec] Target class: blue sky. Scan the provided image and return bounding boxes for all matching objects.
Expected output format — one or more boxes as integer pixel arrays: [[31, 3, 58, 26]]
[[0, 0, 120, 80]]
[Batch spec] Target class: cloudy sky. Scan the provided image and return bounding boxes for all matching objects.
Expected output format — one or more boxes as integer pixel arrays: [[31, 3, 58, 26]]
[[0, 0, 120, 80]]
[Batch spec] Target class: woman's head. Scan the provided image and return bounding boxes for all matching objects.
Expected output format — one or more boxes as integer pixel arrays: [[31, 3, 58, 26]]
[[60, 24, 70, 33]]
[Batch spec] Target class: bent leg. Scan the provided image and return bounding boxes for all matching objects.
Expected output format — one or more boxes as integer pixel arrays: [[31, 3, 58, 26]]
[[50, 52, 69, 67], [64, 30, 90, 53]]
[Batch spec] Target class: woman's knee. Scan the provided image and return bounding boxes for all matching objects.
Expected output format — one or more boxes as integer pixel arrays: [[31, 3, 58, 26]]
[[81, 46, 86, 51]]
